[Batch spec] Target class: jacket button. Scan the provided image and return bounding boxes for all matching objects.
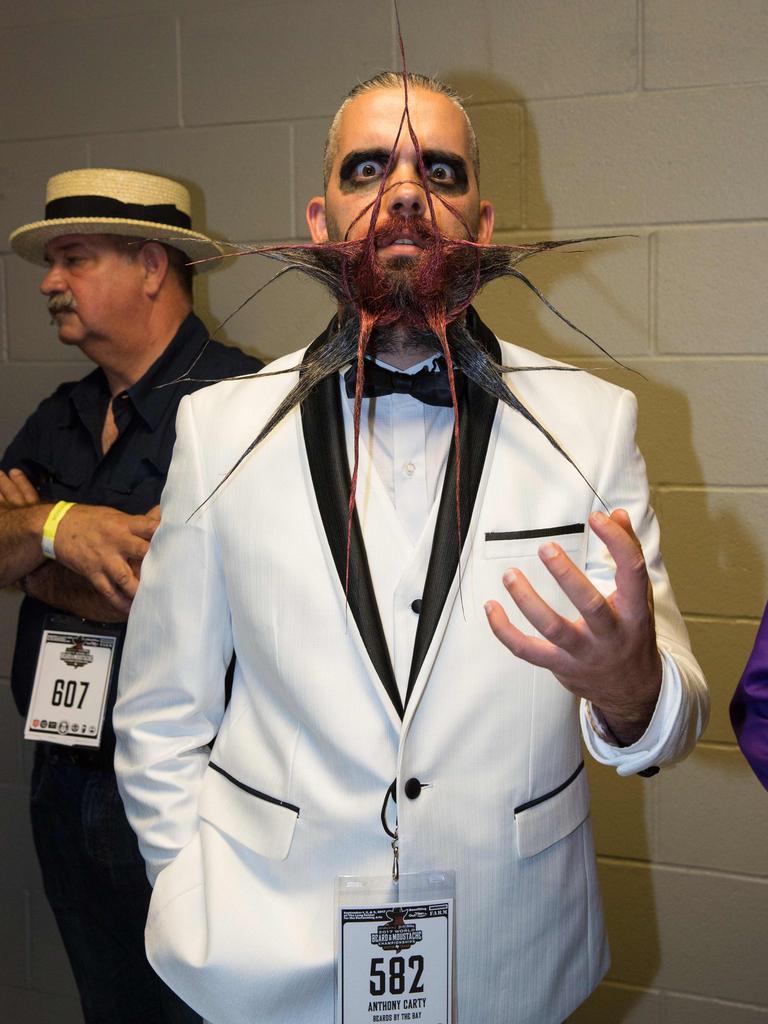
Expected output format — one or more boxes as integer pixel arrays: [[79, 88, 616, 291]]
[[411, 599, 422, 614], [404, 777, 422, 799]]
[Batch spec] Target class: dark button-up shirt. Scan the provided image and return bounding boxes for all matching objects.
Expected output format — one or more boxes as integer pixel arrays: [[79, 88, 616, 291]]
[[2, 312, 262, 753]]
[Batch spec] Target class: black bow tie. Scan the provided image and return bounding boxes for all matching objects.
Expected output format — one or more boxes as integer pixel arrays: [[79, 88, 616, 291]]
[[343, 357, 460, 407]]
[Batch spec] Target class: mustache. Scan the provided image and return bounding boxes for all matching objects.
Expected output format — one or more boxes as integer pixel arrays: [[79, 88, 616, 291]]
[[372, 213, 436, 250], [48, 292, 77, 315]]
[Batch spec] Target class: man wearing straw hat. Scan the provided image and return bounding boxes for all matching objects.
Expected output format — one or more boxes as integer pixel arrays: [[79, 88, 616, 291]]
[[0, 167, 260, 1023]]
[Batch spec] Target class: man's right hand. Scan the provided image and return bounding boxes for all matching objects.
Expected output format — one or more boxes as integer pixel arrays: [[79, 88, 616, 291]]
[[54, 504, 160, 613], [0, 467, 39, 507]]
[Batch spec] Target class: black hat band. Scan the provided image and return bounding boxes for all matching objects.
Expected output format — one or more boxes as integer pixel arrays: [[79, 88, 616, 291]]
[[45, 195, 192, 230]]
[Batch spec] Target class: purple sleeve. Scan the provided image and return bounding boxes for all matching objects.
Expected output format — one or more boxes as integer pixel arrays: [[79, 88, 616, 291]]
[[730, 602, 768, 791]]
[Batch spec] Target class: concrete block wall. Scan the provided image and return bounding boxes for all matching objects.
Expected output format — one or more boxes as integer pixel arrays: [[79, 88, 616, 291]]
[[0, 1, 765, 1020]]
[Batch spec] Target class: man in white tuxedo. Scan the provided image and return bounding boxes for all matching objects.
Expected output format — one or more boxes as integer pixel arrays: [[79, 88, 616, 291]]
[[114, 73, 708, 1024]]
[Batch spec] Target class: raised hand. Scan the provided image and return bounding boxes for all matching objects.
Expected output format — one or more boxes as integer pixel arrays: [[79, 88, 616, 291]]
[[484, 509, 662, 745]]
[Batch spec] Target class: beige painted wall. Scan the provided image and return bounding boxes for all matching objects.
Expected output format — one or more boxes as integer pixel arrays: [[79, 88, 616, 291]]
[[0, 1, 766, 1021]]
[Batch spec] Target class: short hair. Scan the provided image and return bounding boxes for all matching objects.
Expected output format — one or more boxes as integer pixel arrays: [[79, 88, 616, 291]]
[[114, 237, 195, 300], [323, 71, 480, 190], [162, 243, 195, 299]]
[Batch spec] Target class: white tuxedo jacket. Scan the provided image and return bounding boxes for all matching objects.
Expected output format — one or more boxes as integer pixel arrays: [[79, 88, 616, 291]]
[[114, 315, 707, 1024]]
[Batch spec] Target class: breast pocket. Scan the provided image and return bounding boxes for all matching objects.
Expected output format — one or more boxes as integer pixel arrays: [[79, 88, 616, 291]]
[[483, 523, 585, 561], [198, 762, 299, 861]]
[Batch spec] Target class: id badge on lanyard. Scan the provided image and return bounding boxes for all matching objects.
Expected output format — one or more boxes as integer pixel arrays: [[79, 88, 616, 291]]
[[335, 871, 455, 1024], [24, 614, 120, 748]]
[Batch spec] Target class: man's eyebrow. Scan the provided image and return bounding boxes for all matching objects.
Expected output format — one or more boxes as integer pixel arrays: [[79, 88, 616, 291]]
[[338, 148, 391, 181], [44, 241, 89, 263], [421, 149, 467, 168], [47, 241, 89, 256]]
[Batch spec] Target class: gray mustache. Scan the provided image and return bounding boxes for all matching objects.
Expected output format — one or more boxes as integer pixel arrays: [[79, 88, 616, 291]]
[[48, 292, 77, 315]]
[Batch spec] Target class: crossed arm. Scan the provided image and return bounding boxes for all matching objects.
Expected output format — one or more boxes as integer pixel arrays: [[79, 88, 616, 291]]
[[0, 467, 159, 620]]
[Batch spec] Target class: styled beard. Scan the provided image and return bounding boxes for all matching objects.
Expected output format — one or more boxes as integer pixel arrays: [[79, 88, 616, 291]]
[[184, 79, 618, 563], [240, 213, 612, 452], [192, 217, 611, 536]]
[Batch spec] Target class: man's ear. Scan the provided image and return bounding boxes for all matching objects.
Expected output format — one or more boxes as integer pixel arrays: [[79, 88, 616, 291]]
[[477, 201, 495, 246], [139, 241, 169, 298], [306, 196, 328, 244]]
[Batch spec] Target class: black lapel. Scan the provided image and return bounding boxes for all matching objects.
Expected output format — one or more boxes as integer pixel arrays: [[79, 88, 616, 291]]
[[405, 308, 500, 706], [300, 322, 403, 719]]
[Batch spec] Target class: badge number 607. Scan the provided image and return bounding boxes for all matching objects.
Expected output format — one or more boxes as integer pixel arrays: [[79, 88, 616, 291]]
[[51, 677, 90, 710]]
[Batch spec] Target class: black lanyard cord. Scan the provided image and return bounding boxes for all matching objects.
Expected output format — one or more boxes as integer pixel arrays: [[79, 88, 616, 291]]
[[380, 779, 398, 839]]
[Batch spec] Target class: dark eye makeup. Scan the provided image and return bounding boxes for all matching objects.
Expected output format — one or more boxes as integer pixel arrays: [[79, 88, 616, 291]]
[[339, 149, 391, 191], [338, 148, 469, 194]]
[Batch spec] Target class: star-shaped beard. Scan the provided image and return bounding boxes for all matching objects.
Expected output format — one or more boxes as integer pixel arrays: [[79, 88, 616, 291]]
[[240, 216, 608, 449], [186, 211, 620, 597], [247, 208, 620, 447]]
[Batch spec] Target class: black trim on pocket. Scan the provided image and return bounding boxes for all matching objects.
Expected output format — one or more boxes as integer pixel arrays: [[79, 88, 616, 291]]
[[486, 523, 585, 542], [208, 761, 300, 815], [514, 760, 585, 815]]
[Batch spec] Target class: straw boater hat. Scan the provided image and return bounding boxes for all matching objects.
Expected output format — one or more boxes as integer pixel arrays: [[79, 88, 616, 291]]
[[9, 168, 224, 269]]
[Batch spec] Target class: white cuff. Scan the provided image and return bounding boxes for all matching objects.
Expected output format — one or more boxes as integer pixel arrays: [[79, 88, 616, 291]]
[[580, 647, 684, 776]]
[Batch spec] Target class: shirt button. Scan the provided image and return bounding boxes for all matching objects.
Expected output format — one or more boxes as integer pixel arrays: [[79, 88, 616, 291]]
[[404, 778, 423, 800], [404, 462, 416, 476], [411, 599, 422, 614]]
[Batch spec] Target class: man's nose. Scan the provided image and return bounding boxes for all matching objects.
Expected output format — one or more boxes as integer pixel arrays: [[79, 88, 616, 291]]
[[40, 265, 63, 295], [386, 177, 425, 218]]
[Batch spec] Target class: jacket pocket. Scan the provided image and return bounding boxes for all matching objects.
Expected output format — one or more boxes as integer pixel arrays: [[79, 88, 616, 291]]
[[484, 523, 585, 560], [198, 762, 299, 860], [514, 761, 590, 859]]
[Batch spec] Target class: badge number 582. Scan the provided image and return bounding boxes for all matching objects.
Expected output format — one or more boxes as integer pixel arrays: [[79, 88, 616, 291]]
[[370, 955, 425, 997]]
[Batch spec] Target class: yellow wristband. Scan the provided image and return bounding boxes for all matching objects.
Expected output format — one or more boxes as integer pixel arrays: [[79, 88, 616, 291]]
[[41, 501, 75, 560]]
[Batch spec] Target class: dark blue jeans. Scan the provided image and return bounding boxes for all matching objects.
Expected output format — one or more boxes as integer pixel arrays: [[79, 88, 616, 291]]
[[30, 743, 202, 1024]]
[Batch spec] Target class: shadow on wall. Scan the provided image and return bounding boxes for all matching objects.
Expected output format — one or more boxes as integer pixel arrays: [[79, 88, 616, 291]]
[[195, 257, 334, 365], [609, 366, 767, 630], [78, 158, 337, 365], [176, 175, 326, 365]]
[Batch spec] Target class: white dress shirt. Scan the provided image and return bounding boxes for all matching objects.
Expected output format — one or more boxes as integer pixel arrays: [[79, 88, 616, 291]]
[[339, 353, 455, 546]]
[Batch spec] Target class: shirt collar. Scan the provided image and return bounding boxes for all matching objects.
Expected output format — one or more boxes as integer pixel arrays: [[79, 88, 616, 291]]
[[340, 351, 444, 386], [66, 312, 209, 434], [120, 312, 210, 430], [372, 352, 443, 375], [67, 366, 111, 440]]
